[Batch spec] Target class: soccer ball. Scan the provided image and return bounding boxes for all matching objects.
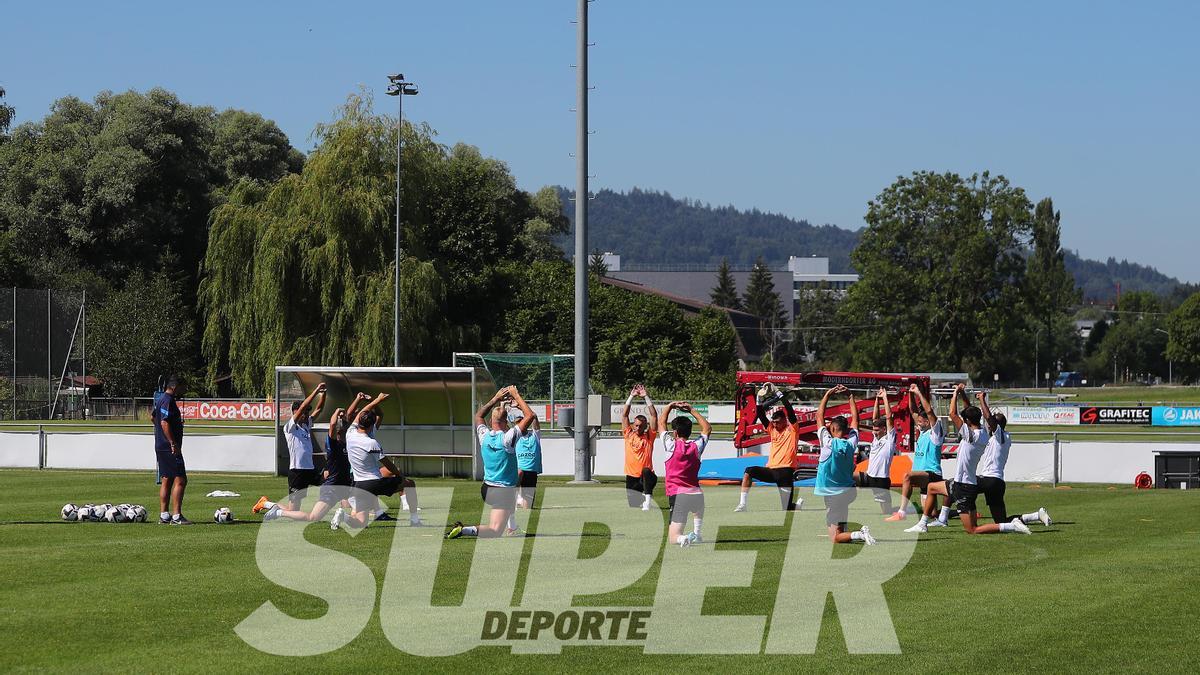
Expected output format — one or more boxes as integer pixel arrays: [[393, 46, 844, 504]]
[[129, 505, 148, 523], [93, 504, 110, 521], [61, 503, 79, 521], [79, 504, 95, 521], [104, 506, 128, 523], [213, 507, 234, 524]]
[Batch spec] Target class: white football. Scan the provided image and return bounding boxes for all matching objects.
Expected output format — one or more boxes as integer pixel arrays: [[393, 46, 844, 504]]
[[214, 507, 234, 524], [131, 505, 148, 522], [104, 506, 128, 523], [61, 503, 79, 521], [88, 504, 107, 521]]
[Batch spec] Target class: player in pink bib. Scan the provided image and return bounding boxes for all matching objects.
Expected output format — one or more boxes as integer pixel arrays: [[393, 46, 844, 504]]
[[658, 401, 712, 547]]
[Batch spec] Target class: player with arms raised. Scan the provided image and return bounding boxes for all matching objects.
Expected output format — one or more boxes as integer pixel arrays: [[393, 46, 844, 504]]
[[622, 385, 660, 511]]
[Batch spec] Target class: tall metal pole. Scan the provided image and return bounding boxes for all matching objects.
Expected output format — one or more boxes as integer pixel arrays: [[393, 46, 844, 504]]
[[573, 0, 592, 482], [46, 289, 51, 418], [11, 287, 16, 420], [394, 92, 403, 367], [81, 291, 86, 418]]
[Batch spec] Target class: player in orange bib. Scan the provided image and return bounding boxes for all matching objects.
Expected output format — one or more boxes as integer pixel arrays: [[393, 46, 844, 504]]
[[735, 385, 803, 512], [622, 384, 660, 510]]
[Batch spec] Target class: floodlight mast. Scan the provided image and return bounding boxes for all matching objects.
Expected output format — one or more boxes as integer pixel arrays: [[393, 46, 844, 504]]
[[386, 73, 418, 367], [572, 0, 593, 482]]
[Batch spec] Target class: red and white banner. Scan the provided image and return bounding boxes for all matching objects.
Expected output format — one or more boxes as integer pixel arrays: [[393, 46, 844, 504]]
[[179, 400, 283, 421]]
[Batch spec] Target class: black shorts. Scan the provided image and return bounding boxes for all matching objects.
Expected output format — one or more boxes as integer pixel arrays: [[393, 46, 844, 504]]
[[856, 474, 891, 489], [318, 481, 352, 504], [155, 450, 186, 479], [744, 465, 795, 487], [667, 493, 705, 524], [952, 481, 980, 513], [519, 470, 539, 488], [919, 473, 944, 493], [823, 489, 856, 527], [288, 468, 321, 494], [626, 470, 658, 506], [977, 476, 1007, 523], [481, 483, 517, 511]]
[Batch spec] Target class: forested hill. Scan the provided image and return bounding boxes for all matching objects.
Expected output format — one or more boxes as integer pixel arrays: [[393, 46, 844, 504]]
[[556, 186, 1186, 300], [554, 187, 861, 272]]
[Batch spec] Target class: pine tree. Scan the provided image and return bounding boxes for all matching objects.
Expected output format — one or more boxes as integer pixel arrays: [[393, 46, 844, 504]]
[[1026, 197, 1080, 384], [588, 249, 609, 277], [710, 258, 742, 310], [743, 258, 786, 360]]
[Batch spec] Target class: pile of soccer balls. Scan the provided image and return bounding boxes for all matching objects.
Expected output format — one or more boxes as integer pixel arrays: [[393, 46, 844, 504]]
[[62, 503, 148, 523]]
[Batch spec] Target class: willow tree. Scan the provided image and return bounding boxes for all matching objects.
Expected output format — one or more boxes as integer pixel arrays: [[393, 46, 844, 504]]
[[200, 91, 566, 395]]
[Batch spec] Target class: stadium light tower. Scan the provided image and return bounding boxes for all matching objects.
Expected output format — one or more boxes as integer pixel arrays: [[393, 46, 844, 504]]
[[386, 73, 418, 367], [572, 0, 593, 482]]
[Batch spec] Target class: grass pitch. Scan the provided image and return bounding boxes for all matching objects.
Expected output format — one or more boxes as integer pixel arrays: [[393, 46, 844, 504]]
[[1, 470, 1197, 673]]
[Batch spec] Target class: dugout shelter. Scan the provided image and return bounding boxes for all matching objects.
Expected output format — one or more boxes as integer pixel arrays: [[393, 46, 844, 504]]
[[274, 366, 497, 479]]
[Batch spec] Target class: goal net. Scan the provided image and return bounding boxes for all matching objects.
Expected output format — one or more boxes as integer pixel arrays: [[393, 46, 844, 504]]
[[451, 353, 584, 410]]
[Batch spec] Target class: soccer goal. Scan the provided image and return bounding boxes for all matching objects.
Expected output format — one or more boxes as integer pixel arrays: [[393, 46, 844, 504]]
[[273, 366, 497, 479], [451, 353, 586, 427]]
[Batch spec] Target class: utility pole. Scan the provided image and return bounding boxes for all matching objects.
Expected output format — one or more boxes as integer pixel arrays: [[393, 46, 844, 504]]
[[573, 0, 592, 482]]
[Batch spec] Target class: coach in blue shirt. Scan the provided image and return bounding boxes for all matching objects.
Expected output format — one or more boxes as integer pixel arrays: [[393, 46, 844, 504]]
[[153, 375, 189, 525]]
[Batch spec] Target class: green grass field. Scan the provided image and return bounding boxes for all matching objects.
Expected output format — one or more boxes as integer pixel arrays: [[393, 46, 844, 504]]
[[1, 469, 1197, 672]]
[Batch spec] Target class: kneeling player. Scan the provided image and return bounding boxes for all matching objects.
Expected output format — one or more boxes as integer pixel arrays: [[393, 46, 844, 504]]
[[735, 385, 802, 512], [855, 388, 896, 515], [622, 385, 659, 510], [345, 405, 422, 529], [660, 401, 711, 547], [815, 385, 874, 545], [887, 384, 945, 521], [446, 386, 534, 539]]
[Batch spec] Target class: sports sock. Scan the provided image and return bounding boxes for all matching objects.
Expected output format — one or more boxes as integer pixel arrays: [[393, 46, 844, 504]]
[[938, 506, 951, 523], [160, 511, 170, 521], [738, 491, 748, 507], [507, 514, 518, 531], [676, 535, 690, 545], [462, 525, 479, 536], [850, 531, 866, 541], [1021, 512, 1039, 523], [778, 487, 793, 510], [643, 493, 653, 507], [263, 500, 277, 510], [917, 514, 930, 525], [999, 522, 1016, 533], [400, 494, 409, 511], [693, 517, 702, 537]]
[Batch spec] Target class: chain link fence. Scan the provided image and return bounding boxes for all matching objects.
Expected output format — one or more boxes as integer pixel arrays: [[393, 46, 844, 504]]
[[0, 288, 87, 421]]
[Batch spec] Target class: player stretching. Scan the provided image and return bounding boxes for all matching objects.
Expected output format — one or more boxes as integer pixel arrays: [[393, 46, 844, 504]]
[[255, 407, 352, 523], [283, 383, 326, 511], [855, 388, 896, 515], [815, 385, 874, 545], [659, 401, 712, 547], [340, 394, 422, 529], [887, 384, 946, 521], [976, 393, 1052, 529], [446, 386, 535, 539], [734, 384, 802, 512], [622, 385, 660, 510], [510, 405, 542, 535]]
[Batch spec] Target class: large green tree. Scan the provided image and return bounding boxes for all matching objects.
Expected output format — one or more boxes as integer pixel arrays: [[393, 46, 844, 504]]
[[87, 271, 196, 396], [200, 92, 566, 395], [840, 171, 1034, 379]]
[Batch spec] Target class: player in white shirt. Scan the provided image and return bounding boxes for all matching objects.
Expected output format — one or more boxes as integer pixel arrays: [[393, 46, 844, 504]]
[[339, 393, 422, 529], [976, 392, 1052, 529], [855, 388, 896, 515], [283, 382, 326, 510]]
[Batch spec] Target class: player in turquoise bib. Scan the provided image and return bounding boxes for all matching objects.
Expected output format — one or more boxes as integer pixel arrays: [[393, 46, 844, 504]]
[[814, 385, 875, 545], [446, 386, 535, 539], [512, 406, 542, 513], [887, 383, 946, 522]]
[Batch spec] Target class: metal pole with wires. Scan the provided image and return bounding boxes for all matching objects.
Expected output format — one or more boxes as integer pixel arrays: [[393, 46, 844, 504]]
[[386, 74, 418, 367]]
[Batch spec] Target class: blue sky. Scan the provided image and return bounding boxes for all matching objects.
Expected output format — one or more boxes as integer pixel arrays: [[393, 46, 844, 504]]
[[5, 1, 1198, 281]]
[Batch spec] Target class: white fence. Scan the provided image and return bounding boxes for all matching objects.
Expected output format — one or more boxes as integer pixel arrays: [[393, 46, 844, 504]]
[[0, 426, 1185, 485]]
